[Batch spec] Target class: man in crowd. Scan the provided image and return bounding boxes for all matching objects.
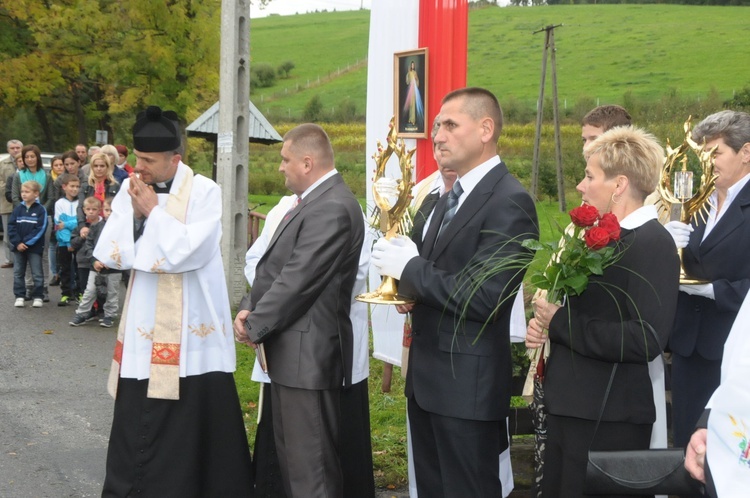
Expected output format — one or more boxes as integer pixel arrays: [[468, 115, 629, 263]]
[[580, 104, 632, 148], [372, 87, 538, 496], [75, 144, 88, 165], [95, 106, 252, 496], [234, 123, 365, 497], [81, 145, 100, 178], [1, 139, 23, 268]]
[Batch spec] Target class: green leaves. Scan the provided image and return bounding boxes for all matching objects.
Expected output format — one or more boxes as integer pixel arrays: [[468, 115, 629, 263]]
[[522, 223, 621, 300]]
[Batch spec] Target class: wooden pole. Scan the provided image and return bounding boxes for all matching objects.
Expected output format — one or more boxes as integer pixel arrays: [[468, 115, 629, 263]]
[[531, 24, 564, 205], [549, 28, 566, 212], [530, 29, 549, 200]]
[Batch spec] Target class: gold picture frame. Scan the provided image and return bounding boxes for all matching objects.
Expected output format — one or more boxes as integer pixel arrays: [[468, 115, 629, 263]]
[[394, 48, 428, 138]]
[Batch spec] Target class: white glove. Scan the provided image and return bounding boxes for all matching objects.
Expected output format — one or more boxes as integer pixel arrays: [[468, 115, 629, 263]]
[[680, 284, 715, 300], [371, 235, 419, 280], [664, 221, 693, 249]]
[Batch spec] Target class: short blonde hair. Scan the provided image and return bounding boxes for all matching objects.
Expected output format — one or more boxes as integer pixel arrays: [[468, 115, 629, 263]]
[[83, 196, 102, 210], [584, 126, 664, 201]]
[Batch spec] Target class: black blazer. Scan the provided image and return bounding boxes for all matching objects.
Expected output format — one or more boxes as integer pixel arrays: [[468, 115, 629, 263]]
[[544, 219, 680, 424], [670, 180, 750, 360], [399, 162, 538, 422], [242, 174, 364, 390]]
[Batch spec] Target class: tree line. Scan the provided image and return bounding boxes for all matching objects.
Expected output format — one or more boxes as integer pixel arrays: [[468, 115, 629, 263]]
[[0, 0, 221, 150]]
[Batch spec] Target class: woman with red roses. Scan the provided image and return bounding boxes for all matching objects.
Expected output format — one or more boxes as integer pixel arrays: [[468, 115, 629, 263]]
[[526, 126, 681, 497]]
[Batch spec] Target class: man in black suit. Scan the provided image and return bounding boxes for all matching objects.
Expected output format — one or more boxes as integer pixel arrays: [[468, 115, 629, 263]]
[[373, 87, 538, 497], [234, 123, 365, 498]]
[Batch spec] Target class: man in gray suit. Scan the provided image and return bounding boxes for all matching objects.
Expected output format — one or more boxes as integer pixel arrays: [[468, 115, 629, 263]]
[[373, 87, 538, 497], [234, 123, 365, 498]]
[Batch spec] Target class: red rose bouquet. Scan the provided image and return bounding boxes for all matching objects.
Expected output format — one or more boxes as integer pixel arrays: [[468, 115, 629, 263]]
[[522, 205, 622, 303]]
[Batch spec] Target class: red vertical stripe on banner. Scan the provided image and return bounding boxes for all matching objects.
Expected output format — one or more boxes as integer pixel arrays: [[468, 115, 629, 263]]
[[416, 0, 469, 181]]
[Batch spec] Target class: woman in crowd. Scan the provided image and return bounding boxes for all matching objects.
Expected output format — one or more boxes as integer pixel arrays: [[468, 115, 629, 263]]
[[47, 155, 65, 286], [11, 145, 50, 207], [666, 110, 750, 457], [11, 145, 51, 301], [526, 126, 680, 496], [78, 152, 119, 218], [99, 145, 119, 178]]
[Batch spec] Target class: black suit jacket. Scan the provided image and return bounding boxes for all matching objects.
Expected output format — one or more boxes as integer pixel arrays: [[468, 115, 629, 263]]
[[545, 220, 680, 424], [670, 180, 750, 360], [241, 174, 364, 390], [399, 161, 538, 422]]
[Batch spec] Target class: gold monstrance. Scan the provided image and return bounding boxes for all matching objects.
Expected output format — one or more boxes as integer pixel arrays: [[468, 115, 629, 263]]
[[657, 117, 718, 284], [357, 118, 415, 305]]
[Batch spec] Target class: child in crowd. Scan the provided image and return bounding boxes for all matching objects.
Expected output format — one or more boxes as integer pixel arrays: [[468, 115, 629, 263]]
[[70, 197, 120, 328], [47, 155, 65, 286], [54, 174, 80, 306], [8, 180, 47, 308], [70, 196, 102, 303]]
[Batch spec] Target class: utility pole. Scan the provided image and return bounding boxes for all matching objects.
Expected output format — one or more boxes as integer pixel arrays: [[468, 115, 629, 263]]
[[218, 0, 250, 307], [531, 24, 566, 212]]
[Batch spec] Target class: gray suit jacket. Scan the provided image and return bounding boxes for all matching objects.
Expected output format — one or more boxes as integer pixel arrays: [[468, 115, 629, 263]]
[[242, 173, 365, 390]]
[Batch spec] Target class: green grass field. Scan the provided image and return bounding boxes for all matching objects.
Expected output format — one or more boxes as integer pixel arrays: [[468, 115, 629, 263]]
[[248, 4, 750, 121]]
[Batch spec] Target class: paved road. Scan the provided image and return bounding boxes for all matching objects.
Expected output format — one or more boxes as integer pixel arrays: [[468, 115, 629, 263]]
[[0, 259, 115, 497], [0, 255, 412, 498]]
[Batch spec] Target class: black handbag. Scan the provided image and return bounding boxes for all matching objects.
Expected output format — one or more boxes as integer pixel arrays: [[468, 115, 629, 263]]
[[584, 363, 705, 496], [586, 448, 704, 495]]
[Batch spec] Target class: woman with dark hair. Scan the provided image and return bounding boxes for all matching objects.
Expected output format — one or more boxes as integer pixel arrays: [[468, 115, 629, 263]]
[[11, 145, 50, 207], [11, 145, 51, 301], [526, 126, 681, 496]]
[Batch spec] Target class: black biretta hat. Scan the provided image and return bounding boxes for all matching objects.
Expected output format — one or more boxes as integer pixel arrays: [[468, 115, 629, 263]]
[[132, 106, 181, 152]]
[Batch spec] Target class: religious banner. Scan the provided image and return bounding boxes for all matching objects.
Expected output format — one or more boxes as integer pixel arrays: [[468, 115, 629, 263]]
[[366, 0, 469, 367]]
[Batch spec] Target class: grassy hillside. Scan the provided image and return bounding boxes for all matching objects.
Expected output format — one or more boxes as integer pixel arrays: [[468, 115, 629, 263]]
[[248, 4, 750, 121]]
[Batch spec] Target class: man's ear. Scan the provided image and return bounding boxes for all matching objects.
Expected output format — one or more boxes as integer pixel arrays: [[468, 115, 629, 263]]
[[480, 117, 494, 144], [303, 155, 314, 173]]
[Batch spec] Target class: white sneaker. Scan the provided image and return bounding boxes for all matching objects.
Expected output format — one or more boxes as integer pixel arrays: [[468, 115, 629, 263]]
[[32, 298, 43, 308], [15, 297, 25, 307]]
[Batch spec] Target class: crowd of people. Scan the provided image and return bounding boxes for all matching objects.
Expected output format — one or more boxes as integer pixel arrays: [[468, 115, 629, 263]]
[[1, 139, 132, 325], [2, 92, 749, 497]]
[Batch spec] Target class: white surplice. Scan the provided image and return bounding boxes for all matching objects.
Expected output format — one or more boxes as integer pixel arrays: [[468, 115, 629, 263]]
[[704, 292, 750, 496], [93, 161, 236, 380]]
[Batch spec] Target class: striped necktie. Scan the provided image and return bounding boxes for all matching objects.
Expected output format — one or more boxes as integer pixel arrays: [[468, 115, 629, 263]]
[[439, 181, 463, 234], [283, 196, 301, 220]]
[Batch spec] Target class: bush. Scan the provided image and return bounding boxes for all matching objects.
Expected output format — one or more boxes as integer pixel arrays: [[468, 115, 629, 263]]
[[333, 97, 358, 122], [251, 63, 277, 88], [303, 94, 324, 122], [501, 95, 536, 124], [277, 60, 295, 79], [725, 85, 750, 111]]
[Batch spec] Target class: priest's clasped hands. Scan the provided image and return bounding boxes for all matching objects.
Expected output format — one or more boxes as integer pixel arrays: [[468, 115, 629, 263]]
[[371, 235, 419, 280], [128, 172, 159, 219]]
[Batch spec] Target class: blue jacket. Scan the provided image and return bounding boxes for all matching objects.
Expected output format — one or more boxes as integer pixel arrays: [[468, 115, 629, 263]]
[[8, 200, 48, 254], [55, 197, 79, 247]]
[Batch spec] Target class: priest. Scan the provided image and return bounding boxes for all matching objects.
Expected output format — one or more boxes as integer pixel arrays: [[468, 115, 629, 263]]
[[96, 106, 253, 496]]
